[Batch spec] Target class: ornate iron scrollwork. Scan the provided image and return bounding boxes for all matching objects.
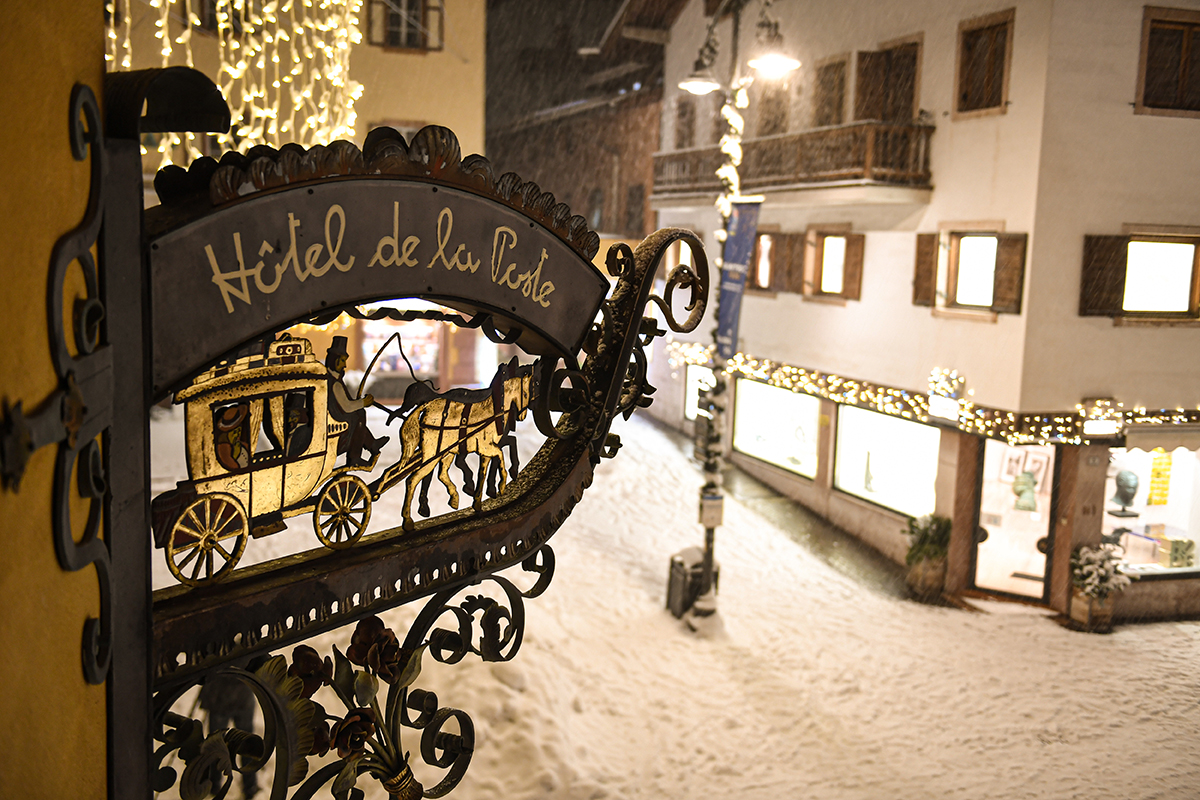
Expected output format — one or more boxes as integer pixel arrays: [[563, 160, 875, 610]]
[[144, 119, 711, 798], [0, 84, 116, 684], [152, 546, 554, 799]]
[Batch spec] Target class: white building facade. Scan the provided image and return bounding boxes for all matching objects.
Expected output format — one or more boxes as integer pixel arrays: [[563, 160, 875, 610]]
[[650, 0, 1200, 619]]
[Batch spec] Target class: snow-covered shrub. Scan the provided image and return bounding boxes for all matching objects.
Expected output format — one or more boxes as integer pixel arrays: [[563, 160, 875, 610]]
[[1070, 544, 1132, 601], [903, 514, 952, 567]]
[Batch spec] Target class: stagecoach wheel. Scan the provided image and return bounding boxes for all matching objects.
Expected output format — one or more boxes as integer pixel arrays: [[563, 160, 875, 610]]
[[166, 493, 249, 587], [314, 474, 372, 549]]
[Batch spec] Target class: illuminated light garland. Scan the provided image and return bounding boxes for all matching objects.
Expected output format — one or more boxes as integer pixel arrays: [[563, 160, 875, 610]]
[[715, 79, 751, 221], [664, 342, 1200, 447], [105, 0, 363, 170]]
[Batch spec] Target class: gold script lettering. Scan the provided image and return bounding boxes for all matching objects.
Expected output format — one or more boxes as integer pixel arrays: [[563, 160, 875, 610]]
[[254, 240, 284, 293], [369, 201, 420, 268], [426, 207, 481, 273], [206, 234, 254, 314], [324, 204, 354, 273], [491, 226, 518, 282]]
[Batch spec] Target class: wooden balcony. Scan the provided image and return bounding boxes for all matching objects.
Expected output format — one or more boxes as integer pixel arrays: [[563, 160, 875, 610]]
[[653, 121, 934, 196]]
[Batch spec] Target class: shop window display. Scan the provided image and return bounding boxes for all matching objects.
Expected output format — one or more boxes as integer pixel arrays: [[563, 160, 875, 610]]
[[1104, 447, 1200, 576], [974, 440, 1056, 598], [731, 379, 820, 479], [833, 405, 939, 518]]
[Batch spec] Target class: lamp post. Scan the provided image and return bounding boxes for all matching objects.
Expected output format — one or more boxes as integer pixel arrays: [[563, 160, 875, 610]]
[[674, 0, 797, 624]]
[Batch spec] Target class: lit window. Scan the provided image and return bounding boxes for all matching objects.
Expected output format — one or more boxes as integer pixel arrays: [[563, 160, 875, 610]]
[[755, 235, 774, 290], [1080, 233, 1200, 318], [732, 378, 821, 478], [834, 404, 940, 518], [919, 230, 1026, 313], [1123, 241, 1195, 312], [808, 230, 864, 300], [819, 236, 846, 294], [954, 235, 998, 307]]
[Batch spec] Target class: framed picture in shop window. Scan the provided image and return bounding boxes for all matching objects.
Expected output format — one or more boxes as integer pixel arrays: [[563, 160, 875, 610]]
[[1024, 451, 1051, 489], [1000, 447, 1025, 482]]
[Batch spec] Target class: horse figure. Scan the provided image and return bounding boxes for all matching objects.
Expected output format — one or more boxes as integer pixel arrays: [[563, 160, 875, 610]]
[[375, 358, 535, 529]]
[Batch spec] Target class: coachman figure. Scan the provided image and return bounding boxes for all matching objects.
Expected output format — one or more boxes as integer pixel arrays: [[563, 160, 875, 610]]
[[324, 336, 388, 466]]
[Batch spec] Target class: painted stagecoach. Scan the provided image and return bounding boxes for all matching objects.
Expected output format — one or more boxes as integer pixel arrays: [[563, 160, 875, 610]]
[[151, 333, 537, 586]]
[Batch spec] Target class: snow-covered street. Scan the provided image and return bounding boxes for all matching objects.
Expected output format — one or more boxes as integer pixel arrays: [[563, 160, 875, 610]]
[[153, 410, 1200, 799]]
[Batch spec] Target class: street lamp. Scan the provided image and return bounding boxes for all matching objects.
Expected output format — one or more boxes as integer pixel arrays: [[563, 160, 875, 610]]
[[670, 0, 798, 627]]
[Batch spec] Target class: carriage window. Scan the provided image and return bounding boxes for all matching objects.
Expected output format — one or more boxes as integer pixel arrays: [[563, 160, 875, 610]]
[[284, 391, 314, 458], [256, 397, 283, 457], [213, 402, 251, 471]]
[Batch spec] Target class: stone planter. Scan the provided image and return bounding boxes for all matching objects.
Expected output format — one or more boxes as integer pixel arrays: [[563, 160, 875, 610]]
[[1069, 587, 1114, 633], [906, 556, 946, 601]]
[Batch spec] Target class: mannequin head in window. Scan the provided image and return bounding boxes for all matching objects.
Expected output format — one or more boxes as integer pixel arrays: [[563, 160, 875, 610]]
[[1111, 469, 1139, 508], [1012, 470, 1037, 511]]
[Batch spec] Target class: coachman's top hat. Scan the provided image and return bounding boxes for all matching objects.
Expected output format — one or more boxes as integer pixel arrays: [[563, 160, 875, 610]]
[[326, 336, 349, 369]]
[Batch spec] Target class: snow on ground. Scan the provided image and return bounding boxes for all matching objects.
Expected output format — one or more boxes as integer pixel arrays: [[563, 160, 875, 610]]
[[152, 409, 1200, 799]]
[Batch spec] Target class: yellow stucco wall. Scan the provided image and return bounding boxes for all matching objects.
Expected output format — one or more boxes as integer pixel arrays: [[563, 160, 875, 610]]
[[350, 0, 487, 155], [0, 2, 108, 797]]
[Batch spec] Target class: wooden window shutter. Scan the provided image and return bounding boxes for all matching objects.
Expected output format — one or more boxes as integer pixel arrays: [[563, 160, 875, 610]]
[[913, 233, 938, 306], [773, 233, 805, 293], [991, 233, 1027, 313], [855, 51, 887, 120], [882, 44, 919, 122], [842, 233, 866, 300], [1079, 235, 1130, 316]]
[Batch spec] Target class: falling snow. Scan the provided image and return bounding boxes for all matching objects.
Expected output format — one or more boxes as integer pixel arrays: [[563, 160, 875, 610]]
[[152, 408, 1200, 800]]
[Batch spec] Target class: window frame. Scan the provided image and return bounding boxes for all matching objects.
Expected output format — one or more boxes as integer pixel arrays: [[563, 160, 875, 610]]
[[855, 35, 922, 123], [945, 232, 1000, 310], [366, 0, 444, 53], [748, 230, 796, 294], [912, 223, 1027, 317], [803, 224, 864, 303], [952, 8, 1015, 120], [1135, 6, 1200, 118], [1080, 229, 1200, 320]]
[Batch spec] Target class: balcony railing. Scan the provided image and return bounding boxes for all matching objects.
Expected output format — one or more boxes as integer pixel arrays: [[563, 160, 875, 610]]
[[653, 121, 934, 195]]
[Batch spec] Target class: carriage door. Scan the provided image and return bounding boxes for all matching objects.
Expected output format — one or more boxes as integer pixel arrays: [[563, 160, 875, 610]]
[[972, 439, 1057, 600]]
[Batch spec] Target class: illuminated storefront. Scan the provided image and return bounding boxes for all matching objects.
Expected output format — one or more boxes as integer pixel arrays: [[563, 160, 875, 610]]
[[664, 349, 1200, 621], [1104, 447, 1200, 577], [833, 405, 940, 519], [731, 378, 820, 479], [974, 440, 1057, 599]]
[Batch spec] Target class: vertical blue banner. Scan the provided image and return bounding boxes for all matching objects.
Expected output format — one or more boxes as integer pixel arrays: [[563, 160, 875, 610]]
[[715, 200, 762, 359]]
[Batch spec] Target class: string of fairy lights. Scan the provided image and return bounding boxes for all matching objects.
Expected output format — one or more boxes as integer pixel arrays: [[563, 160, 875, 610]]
[[105, 0, 364, 169], [666, 340, 1200, 447]]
